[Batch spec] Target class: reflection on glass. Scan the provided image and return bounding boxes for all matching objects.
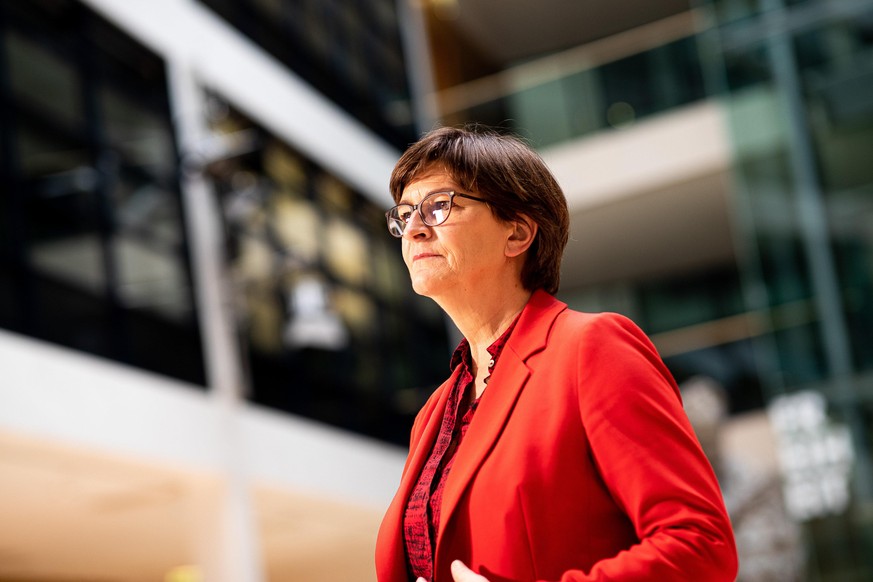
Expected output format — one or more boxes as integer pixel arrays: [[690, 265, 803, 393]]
[[21, 126, 103, 295], [324, 218, 369, 287], [448, 35, 705, 148], [283, 276, 348, 351], [508, 78, 577, 146], [263, 141, 306, 192], [317, 174, 354, 214], [204, 100, 450, 443], [7, 31, 81, 128], [251, 0, 283, 19], [710, 0, 760, 24], [269, 197, 320, 265], [372, 238, 407, 302], [113, 236, 190, 320], [100, 87, 176, 178], [29, 234, 105, 295], [233, 235, 275, 287], [246, 285, 284, 355], [233, 236, 283, 355], [114, 181, 182, 247], [2, 0, 204, 385], [16, 125, 90, 180], [332, 286, 376, 339]]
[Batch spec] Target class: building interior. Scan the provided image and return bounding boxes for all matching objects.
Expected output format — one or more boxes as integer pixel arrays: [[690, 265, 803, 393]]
[[1, 0, 872, 580]]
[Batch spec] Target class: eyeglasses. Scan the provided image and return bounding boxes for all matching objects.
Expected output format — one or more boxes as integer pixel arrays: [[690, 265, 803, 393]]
[[385, 190, 488, 238]]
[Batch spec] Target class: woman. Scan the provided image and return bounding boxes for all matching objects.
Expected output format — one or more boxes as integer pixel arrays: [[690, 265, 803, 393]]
[[376, 126, 737, 582]]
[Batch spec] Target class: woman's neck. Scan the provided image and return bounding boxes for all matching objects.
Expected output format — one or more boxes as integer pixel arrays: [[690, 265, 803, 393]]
[[438, 283, 531, 362]]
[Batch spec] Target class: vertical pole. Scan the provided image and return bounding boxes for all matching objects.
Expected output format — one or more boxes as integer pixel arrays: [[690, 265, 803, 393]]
[[760, 0, 872, 501], [167, 60, 264, 582], [396, 0, 440, 133]]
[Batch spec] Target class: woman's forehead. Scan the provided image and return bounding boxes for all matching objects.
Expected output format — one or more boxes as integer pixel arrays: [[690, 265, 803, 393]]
[[407, 162, 453, 182], [402, 169, 458, 194]]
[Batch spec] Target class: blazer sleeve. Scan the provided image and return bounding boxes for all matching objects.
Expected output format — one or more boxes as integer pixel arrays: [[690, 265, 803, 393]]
[[565, 313, 738, 581]]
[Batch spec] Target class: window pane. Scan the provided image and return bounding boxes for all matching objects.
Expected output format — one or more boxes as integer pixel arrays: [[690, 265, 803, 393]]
[[324, 218, 369, 287], [100, 87, 176, 179], [6, 31, 81, 128]]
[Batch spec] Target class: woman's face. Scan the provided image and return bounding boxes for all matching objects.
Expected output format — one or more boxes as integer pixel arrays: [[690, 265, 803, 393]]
[[399, 170, 515, 299]]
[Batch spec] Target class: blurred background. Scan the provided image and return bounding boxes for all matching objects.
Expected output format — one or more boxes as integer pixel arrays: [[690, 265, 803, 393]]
[[0, 0, 872, 580]]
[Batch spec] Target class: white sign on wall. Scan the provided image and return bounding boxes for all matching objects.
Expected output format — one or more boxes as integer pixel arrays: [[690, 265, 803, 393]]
[[768, 390, 855, 521]]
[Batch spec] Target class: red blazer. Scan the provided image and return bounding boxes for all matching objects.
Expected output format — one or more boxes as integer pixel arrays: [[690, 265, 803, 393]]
[[376, 291, 737, 582]]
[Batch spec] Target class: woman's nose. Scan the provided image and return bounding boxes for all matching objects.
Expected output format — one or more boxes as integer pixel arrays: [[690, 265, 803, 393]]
[[402, 210, 430, 239]]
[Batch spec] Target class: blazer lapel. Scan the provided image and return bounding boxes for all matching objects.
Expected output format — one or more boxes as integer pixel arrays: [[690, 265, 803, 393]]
[[436, 290, 567, 550], [378, 366, 461, 581], [400, 368, 458, 492]]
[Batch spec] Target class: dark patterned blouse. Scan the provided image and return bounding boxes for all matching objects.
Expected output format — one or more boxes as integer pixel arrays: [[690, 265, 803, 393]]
[[402, 316, 519, 581]]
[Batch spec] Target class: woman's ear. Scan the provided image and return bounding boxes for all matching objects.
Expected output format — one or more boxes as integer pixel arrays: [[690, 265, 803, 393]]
[[505, 214, 538, 258]]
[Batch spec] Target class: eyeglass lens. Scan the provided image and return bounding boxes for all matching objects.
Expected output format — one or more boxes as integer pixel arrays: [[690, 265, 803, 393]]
[[386, 191, 455, 237]]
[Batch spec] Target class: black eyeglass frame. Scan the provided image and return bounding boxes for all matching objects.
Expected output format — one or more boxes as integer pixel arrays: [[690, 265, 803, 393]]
[[385, 190, 488, 238]]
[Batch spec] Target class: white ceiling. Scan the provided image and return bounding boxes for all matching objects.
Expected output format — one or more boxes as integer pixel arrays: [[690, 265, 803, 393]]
[[562, 171, 736, 288], [540, 99, 738, 289], [442, 0, 692, 64]]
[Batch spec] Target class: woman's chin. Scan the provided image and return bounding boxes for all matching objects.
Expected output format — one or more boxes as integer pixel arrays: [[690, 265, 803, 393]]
[[411, 281, 437, 298], [410, 275, 448, 299]]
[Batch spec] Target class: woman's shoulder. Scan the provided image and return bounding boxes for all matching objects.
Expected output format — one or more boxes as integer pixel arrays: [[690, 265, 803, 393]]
[[548, 308, 667, 369], [556, 308, 647, 339], [525, 290, 646, 339]]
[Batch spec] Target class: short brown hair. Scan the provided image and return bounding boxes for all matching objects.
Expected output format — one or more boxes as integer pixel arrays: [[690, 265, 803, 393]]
[[390, 126, 570, 295]]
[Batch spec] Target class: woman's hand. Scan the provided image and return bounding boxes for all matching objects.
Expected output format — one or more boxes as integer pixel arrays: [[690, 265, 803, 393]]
[[414, 560, 490, 582], [450, 560, 490, 581]]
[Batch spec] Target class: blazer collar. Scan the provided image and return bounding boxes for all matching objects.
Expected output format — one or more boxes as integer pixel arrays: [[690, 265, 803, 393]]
[[436, 289, 567, 549], [377, 365, 461, 582], [503, 289, 568, 361]]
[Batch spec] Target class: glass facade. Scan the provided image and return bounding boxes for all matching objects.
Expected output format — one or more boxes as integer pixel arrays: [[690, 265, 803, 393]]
[[436, 31, 708, 148], [486, 2, 873, 578], [0, 0, 205, 385], [196, 0, 416, 149], [0, 0, 451, 445], [697, 0, 873, 579], [203, 99, 450, 444]]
